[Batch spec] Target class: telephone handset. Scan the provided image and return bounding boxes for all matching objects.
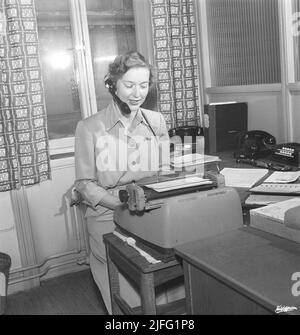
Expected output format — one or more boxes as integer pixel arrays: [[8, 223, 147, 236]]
[[104, 76, 131, 115], [235, 130, 276, 159], [104, 75, 157, 138]]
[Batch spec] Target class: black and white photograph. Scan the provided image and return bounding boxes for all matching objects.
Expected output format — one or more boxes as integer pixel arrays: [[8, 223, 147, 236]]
[[0, 0, 300, 320]]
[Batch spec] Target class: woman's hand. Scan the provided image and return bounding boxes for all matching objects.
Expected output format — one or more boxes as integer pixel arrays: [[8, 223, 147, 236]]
[[97, 192, 122, 210]]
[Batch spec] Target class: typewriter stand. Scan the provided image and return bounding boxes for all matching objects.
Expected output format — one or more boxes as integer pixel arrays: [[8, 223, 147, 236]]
[[103, 233, 185, 315]]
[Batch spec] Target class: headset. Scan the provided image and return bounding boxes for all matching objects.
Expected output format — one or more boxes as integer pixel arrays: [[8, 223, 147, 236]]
[[104, 74, 157, 138], [104, 75, 131, 115]]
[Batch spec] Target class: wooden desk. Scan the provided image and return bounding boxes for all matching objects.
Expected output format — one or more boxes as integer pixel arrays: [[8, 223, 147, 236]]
[[175, 227, 300, 315], [104, 233, 185, 315]]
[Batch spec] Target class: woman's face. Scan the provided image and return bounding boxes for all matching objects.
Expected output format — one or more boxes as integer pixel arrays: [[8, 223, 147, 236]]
[[115, 67, 150, 113]]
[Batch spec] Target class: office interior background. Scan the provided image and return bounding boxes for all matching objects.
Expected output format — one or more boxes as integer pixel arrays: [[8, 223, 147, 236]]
[[0, 0, 300, 307]]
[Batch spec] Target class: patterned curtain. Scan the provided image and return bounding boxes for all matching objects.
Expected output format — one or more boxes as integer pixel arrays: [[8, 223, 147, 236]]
[[150, 0, 200, 129], [0, 0, 51, 192]]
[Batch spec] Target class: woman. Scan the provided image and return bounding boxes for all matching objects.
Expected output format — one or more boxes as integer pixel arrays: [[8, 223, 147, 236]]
[[74, 51, 172, 314]]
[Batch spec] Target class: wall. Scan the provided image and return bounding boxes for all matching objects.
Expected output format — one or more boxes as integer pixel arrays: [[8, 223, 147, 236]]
[[195, 0, 295, 145], [0, 157, 88, 295], [0, 193, 22, 271], [290, 90, 300, 143], [24, 156, 89, 282], [206, 85, 285, 143]]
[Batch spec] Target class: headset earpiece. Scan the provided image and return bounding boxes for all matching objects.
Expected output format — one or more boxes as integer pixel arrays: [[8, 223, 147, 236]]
[[104, 76, 115, 93], [104, 74, 131, 115]]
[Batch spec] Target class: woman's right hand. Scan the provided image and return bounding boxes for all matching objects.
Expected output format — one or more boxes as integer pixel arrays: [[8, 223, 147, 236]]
[[97, 193, 122, 210]]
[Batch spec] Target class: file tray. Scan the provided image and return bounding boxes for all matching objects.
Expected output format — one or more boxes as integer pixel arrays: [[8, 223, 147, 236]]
[[250, 183, 300, 194], [250, 198, 300, 243]]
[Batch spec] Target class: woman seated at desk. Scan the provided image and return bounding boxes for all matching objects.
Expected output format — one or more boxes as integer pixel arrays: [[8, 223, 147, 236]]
[[74, 51, 184, 314]]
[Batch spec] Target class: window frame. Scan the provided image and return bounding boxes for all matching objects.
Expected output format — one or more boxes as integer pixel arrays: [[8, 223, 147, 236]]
[[48, 0, 150, 157]]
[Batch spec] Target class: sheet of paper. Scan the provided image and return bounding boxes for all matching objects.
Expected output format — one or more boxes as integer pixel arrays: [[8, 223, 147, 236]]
[[220, 168, 269, 188], [145, 176, 212, 193], [263, 171, 300, 183], [250, 197, 300, 222], [245, 194, 296, 205], [171, 153, 220, 168]]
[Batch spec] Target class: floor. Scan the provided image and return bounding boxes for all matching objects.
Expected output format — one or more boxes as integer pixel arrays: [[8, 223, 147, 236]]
[[4, 269, 108, 315]]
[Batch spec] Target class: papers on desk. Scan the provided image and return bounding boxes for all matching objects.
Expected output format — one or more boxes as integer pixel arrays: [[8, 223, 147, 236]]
[[250, 198, 300, 242], [250, 197, 300, 223], [263, 171, 300, 183], [171, 153, 220, 168], [220, 168, 269, 188], [145, 176, 212, 193], [245, 194, 296, 206]]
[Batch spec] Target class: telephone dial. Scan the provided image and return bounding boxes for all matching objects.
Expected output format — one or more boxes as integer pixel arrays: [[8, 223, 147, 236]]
[[234, 130, 276, 159]]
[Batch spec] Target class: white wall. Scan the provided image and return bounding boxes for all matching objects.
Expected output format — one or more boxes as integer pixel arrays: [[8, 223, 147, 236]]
[[0, 156, 88, 295], [0, 192, 21, 270], [290, 91, 300, 143], [25, 158, 78, 262], [207, 85, 285, 143], [23, 157, 89, 282]]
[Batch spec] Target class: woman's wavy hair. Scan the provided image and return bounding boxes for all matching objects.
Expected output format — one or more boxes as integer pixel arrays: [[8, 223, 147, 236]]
[[105, 51, 155, 91]]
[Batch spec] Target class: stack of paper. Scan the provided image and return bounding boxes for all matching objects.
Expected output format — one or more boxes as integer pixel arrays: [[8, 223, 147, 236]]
[[250, 198, 300, 243], [245, 194, 296, 206], [250, 197, 300, 222], [220, 168, 269, 188], [171, 153, 220, 168], [145, 176, 212, 193], [263, 171, 300, 183]]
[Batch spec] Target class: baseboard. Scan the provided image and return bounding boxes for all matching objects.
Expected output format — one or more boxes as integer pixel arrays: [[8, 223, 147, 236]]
[[8, 251, 89, 295]]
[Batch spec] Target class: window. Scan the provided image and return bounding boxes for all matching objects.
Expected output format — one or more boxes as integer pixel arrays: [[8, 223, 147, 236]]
[[35, 0, 136, 143], [206, 0, 281, 86], [85, 0, 136, 111], [35, 0, 81, 140]]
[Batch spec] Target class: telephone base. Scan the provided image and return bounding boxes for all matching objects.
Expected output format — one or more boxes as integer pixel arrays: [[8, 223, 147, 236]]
[[233, 149, 271, 160], [236, 157, 294, 171]]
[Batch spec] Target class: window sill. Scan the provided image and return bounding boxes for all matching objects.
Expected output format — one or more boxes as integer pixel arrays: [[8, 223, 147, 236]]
[[206, 83, 282, 94], [287, 83, 300, 92], [49, 137, 75, 157]]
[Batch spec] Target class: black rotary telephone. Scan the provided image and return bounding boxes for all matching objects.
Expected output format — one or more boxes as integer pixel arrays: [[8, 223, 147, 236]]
[[234, 130, 276, 159]]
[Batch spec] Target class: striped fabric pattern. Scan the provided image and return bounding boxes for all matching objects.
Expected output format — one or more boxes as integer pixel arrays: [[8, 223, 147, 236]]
[[0, 0, 51, 192], [150, 0, 200, 129]]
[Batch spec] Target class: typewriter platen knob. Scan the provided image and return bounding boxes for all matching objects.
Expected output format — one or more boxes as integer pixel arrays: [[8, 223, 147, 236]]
[[118, 190, 129, 203]]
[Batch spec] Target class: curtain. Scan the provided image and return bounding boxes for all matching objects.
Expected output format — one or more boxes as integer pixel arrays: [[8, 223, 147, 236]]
[[150, 0, 200, 129], [0, 0, 51, 192]]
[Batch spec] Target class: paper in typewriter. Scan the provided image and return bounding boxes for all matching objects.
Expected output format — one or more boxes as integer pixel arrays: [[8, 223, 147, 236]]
[[171, 153, 220, 168], [145, 176, 212, 193]]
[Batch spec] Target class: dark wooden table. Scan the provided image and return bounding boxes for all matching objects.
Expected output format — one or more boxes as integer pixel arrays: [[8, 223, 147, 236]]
[[103, 233, 185, 315], [175, 226, 300, 315]]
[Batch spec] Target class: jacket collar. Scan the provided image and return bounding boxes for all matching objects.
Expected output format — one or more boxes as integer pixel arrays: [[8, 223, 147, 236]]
[[105, 100, 145, 132]]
